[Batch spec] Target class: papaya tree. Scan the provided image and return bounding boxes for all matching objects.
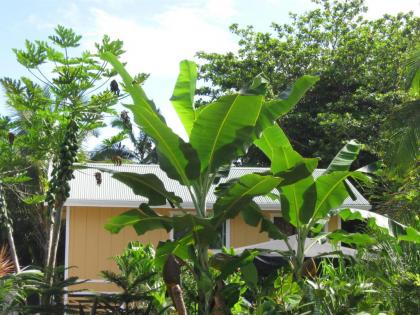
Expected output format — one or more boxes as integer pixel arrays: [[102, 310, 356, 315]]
[[1, 26, 125, 306], [88, 48, 319, 314]]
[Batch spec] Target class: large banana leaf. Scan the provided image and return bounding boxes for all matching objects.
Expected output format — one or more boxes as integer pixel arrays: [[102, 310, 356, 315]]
[[105, 204, 172, 234], [325, 140, 362, 173], [75, 166, 182, 207], [190, 92, 264, 174], [240, 201, 287, 240], [101, 52, 200, 185], [257, 75, 319, 130], [280, 176, 316, 227], [311, 171, 354, 222], [213, 173, 282, 219], [255, 125, 318, 227], [255, 125, 318, 180], [170, 60, 197, 136]]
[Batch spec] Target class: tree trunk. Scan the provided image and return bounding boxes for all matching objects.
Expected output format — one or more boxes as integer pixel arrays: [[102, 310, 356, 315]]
[[0, 184, 20, 273], [45, 201, 64, 284]]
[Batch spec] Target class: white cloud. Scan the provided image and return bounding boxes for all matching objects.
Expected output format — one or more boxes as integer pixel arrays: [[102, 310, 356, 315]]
[[89, 1, 237, 77], [364, 0, 420, 20]]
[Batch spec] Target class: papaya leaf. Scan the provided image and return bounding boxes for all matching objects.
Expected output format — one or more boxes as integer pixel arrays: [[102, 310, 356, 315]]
[[170, 60, 197, 136], [22, 195, 45, 205]]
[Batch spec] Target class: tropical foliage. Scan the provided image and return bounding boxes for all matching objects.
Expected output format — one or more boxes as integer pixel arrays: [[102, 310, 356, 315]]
[[0, 4, 419, 313]]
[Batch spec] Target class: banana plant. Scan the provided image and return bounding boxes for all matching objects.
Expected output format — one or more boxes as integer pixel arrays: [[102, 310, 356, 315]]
[[93, 50, 318, 314], [244, 124, 372, 277]]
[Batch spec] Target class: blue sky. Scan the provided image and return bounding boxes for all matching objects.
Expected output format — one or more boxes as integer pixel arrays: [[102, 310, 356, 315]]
[[1, 0, 419, 149]]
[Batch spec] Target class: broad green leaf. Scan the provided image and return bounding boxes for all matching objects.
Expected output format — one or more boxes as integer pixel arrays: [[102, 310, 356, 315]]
[[241, 262, 258, 289], [255, 125, 318, 184], [170, 60, 197, 136], [336, 208, 406, 236], [328, 230, 376, 246], [258, 75, 319, 129], [112, 172, 182, 206], [240, 201, 287, 240], [213, 173, 282, 219], [325, 140, 362, 173], [311, 171, 353, 222], [104, 204, 172, 234], [280, 175, 316, 227], [210, 250, 259, 280], [155, 236, 194, 268], [101, 52, 200, 185], [78, 166, 182, 206], [190, 92, 264, 174], [398, 227, 420, 244], [172, 214, 217, 246]]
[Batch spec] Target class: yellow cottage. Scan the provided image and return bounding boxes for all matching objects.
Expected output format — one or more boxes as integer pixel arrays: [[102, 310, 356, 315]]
[[63, 163, 370, 293]]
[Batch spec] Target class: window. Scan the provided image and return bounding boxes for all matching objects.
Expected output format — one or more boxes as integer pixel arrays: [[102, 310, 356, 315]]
[[273, 217, 296, 236]]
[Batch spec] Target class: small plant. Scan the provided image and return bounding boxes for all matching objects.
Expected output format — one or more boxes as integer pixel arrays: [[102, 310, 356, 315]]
[[93, 242, 169, 314]]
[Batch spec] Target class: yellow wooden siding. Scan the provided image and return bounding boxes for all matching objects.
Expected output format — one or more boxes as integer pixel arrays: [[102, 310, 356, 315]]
[[230, 213, 272, 247], [328, 215, 340, 232], [68, 207, 338, 293], [68, 206, 169, 281]]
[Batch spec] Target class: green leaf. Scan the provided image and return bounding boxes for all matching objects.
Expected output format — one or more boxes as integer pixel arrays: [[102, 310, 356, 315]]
[[241, 262, 258, 288], [155, 236, 194, 268], [172, 214, 217, 246], [398, 227, 420, 244], [1, 175, 32, 184], [170, 60, 197, 136], [190, 92, 264, 174], [255, 125, 318, 184], [101, 52, 200, 185], [241, 201, 287, 240], [77, 166, 183, 206], [280, 175, 316, 227], [104, 204, 172, 234], [258, 75, 319, 129], [325, 140, 362, 173], [210, 250, 259, 280], [311, 171, 352, 222], [22, 195, 45, 205], [328, 230, 376, 246], [213, 173, 282, 219]]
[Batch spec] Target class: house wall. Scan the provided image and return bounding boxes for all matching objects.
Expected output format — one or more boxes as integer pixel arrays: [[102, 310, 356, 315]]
[[66, 206, 341, 293], [67, 206, 170, 292]]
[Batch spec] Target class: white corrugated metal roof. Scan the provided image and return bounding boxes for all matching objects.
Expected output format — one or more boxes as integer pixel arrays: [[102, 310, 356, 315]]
[[65, 163, 370, 210]]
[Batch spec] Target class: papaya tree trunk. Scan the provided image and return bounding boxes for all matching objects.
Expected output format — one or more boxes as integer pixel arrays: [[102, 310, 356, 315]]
[[0, 184, 20, 273], [45, 201, 65, 284], [5, 220, 20, 273]]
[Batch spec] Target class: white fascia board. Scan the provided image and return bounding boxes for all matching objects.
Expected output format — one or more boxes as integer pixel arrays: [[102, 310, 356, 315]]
[[64, 199, 370, 211]]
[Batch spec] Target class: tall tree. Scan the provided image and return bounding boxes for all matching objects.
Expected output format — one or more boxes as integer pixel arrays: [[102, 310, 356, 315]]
[[197, 0, 420, 166], [0, 26, 124, 304]]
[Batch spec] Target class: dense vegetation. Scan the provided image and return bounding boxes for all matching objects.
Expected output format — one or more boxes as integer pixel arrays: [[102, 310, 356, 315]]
[[0, 0, 419, 314]]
